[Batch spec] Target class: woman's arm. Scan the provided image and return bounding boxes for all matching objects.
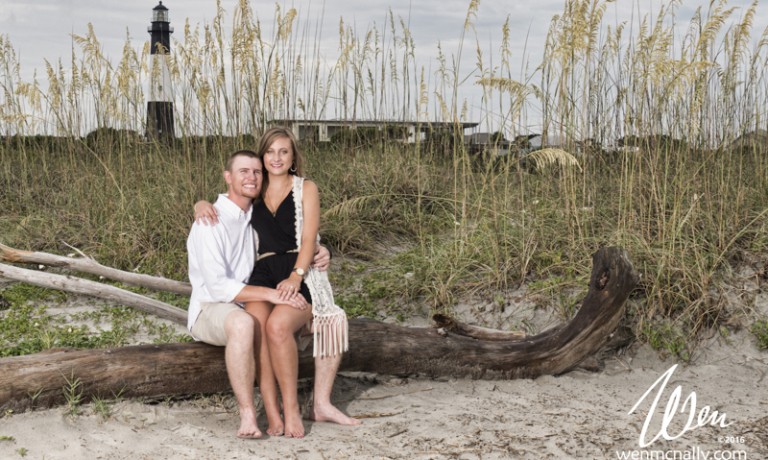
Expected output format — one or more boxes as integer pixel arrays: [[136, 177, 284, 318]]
[[194, 200, 219, 225], [277, 180, 319, 293]]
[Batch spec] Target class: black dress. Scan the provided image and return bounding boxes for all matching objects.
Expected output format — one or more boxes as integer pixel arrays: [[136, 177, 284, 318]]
[[247, 190, 312, 303]]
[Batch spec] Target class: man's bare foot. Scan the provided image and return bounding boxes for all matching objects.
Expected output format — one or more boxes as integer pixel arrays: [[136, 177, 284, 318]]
[[236, 408, 263, 439], [310, 403, 362, 426], [236, 422, 262, 439], [283, 409, 305, 438]]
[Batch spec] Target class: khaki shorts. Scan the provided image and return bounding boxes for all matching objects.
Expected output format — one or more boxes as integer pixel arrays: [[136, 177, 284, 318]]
[[190, 302, 243, 346]]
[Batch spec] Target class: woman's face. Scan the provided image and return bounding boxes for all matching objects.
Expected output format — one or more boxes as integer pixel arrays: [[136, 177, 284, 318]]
[[263, 136, 294, 176]]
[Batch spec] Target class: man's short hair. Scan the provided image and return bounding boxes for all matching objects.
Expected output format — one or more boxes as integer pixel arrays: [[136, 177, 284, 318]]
[[225, 150, 260, 172]]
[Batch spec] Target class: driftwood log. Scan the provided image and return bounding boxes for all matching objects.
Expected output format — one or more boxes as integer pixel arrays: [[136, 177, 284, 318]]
[[0, 263, 186, 324], [0, 242, 191, 295], [0, 246, 637, 413]]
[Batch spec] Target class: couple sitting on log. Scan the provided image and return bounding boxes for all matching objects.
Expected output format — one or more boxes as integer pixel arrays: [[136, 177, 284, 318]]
[[187, 127, 360, 439]]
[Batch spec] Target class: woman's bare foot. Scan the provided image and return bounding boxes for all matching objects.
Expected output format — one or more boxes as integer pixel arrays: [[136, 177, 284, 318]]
[[265, 409, 284, 436], [283, 408, 305, 438], [311, 403, 362, 426], [266, 421, 284, 436]]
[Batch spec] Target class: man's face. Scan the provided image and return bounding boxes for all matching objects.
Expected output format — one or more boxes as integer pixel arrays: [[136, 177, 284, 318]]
[[224, 155, 262, 203]]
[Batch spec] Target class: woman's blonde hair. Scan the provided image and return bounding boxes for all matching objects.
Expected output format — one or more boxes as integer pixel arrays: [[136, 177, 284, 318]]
[[256, 127, 304, 198]]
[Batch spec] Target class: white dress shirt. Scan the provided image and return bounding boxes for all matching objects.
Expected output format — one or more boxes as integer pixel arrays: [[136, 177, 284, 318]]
[[186, 194, 256, 332]]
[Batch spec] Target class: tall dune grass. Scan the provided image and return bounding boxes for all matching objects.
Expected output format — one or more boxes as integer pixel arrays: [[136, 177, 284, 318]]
[[2, 0, 768, 354]]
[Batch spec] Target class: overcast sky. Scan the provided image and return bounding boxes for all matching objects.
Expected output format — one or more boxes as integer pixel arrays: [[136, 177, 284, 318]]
[[2, 0, 766, 130], [1, 0, 574, 74]]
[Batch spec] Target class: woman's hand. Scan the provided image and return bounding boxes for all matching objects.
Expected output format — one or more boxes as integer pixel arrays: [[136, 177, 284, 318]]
[[194, 200, 218, 225], [266, 288, 308, 310], [276, 275, 305, 308]]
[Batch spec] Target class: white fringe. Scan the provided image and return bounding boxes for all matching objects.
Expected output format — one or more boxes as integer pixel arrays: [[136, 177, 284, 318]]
[[293, 175, 350, 358], [312, 311, 349, 358]]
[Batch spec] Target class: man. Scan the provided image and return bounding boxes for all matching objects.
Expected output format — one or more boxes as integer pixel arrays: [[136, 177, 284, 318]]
[[187, 150, 359, 439]]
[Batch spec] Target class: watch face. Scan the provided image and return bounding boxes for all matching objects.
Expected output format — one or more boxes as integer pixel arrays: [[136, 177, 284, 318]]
[[295, 268, 305, 276]]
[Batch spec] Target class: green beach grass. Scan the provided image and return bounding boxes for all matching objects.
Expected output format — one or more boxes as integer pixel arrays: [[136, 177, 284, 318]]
[[2, 0, 768, 359]]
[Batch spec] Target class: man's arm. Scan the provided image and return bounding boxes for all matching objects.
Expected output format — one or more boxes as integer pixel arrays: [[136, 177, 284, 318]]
[[189, 224, 248, 302], [232, 285, 309, 310], [313, 244, 331, 271], [190, 223, 309, 310]]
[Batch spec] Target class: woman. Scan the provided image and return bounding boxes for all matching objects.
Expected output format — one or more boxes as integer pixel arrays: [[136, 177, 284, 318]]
[[195, 128, 348, 438], [246, 127, 320, 438]]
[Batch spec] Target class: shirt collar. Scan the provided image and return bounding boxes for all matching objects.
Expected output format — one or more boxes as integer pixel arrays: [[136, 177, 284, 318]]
[[215, 193, 252, 221]]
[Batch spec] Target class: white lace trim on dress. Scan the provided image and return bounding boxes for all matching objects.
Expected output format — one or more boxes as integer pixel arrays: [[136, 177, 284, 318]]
[[293, 175, 349, 357]]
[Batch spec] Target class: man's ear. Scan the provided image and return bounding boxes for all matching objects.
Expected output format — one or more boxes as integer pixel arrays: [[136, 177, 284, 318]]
[[223, 170, 232, 185]]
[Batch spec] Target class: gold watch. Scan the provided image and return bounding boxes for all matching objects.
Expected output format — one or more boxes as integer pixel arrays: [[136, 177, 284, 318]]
[[292, 267, 306, 277]]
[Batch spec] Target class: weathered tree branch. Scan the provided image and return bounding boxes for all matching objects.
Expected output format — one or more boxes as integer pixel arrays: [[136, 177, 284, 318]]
[[0, 243, 191, 296], [0, 262, 186, 324], [0, 247, 638, 413], [432, 314, 526, 341]]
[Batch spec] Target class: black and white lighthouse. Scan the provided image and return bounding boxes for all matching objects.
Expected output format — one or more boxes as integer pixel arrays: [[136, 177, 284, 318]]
[[146, 1, 174, 142]]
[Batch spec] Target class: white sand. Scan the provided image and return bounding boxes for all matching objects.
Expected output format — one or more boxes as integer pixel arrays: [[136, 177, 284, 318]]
[[1, 329, 766, 460], [2, 267, 767, 459]]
